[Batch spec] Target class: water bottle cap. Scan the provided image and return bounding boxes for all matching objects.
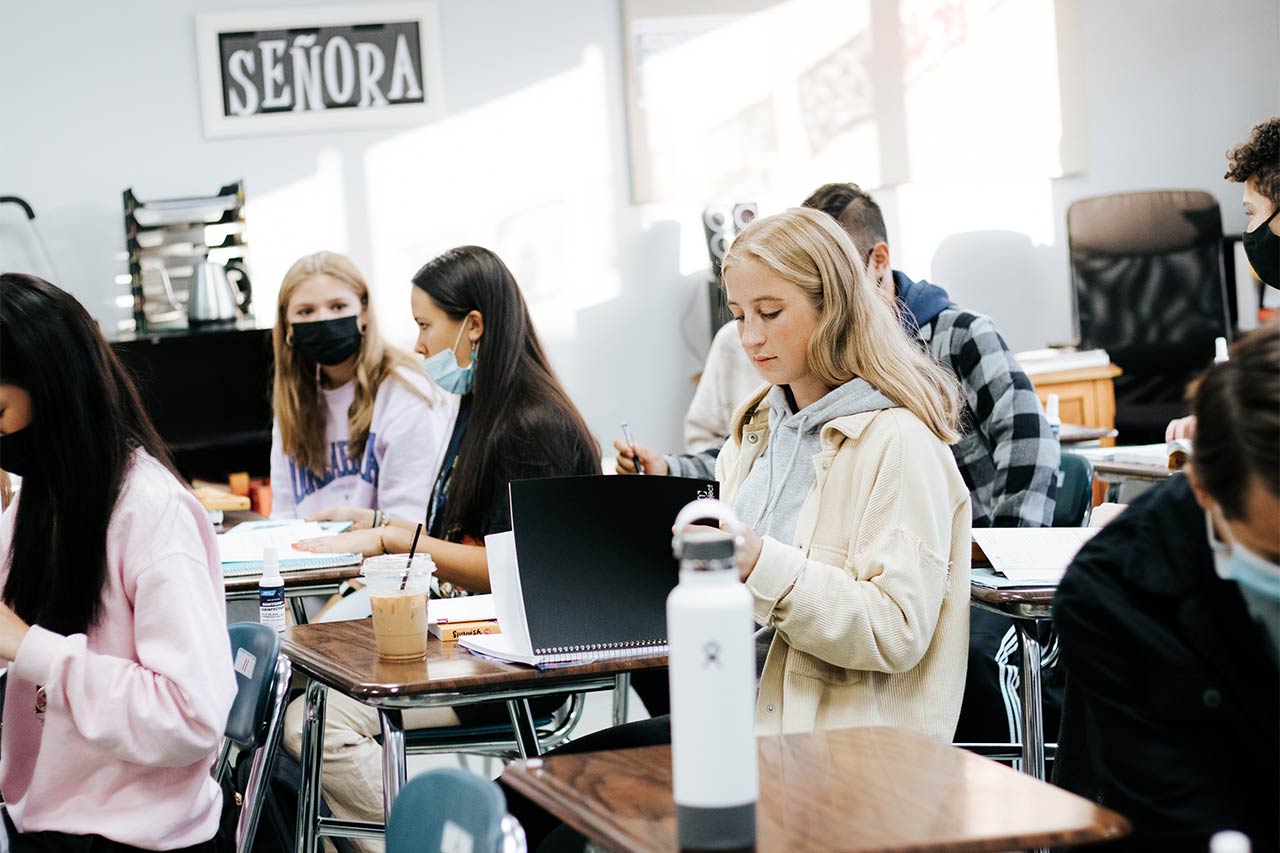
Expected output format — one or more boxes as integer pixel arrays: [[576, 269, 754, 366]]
[[679, 529, 736, 562], [1210, 830, 1251, 853]]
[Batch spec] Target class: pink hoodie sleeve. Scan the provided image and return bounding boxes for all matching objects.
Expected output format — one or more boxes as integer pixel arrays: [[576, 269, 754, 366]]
[[9, 518, 236, 768]]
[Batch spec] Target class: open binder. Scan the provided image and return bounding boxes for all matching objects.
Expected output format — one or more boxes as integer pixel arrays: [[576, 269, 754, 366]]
[[460, 475, 716, 667]]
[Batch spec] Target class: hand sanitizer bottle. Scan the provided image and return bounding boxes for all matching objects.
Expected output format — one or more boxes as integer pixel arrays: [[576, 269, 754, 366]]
[[668, 499, 757, 850], [258, 546, 286, 633], [1045, 393, 1061, 441]]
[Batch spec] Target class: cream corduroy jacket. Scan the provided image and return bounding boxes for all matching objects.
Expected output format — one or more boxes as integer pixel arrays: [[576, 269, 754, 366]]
[[718, 388, 972, 741]]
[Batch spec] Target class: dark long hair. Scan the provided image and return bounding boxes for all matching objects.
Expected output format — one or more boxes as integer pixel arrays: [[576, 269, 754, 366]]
[[412, 247, 599, 540], [1, 274, 176, 635], [1190, 321, 1280, 519]]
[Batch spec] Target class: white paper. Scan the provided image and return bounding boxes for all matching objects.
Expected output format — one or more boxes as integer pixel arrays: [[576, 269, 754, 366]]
[[218, 521, 345, 564], [429, 593, 497, 626], [973, 527, 1100, 580]]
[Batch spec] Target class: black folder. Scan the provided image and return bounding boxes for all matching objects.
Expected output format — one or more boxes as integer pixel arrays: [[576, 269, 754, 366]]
[[509, 475, 717, 656]]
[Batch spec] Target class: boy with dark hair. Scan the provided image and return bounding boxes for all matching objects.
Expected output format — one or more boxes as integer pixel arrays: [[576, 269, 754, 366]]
[[1054, 322, 1279, 852]]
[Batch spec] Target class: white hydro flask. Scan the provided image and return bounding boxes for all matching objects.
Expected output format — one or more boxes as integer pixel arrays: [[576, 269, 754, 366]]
[[668, 499, 758, 850]]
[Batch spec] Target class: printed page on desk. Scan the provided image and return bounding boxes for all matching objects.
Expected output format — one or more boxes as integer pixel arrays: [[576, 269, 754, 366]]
[[509, 475, 716, 655], [218, 520, 358, 571], [973, 528, 1100, 583]]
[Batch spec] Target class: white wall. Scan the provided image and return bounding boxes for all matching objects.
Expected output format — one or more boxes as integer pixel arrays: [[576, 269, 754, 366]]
[[2, 0, 1278, 455]]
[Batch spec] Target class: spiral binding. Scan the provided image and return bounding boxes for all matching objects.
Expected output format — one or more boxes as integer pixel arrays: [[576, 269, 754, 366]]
[[532, 640, 669, 665]]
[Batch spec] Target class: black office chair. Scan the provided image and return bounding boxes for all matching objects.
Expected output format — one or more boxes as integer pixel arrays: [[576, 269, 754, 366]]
[[1067, 190, 1230, 444]]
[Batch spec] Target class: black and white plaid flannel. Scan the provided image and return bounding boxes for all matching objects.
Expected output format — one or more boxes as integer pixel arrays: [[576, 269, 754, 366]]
[[921, 307, 1059, 528]]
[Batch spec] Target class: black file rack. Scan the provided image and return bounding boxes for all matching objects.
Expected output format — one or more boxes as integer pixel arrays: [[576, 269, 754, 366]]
[[122, 180, 251, 334]]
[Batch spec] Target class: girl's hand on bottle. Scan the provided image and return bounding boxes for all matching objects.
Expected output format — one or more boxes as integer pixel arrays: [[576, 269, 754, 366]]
[[294, 529, 385, 557], [305, 506, 377, 530], [680, 521, 764, 581]]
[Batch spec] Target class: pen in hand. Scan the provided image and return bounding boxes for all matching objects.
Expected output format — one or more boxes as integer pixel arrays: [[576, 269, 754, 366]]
[[621, 422, 644, 475]]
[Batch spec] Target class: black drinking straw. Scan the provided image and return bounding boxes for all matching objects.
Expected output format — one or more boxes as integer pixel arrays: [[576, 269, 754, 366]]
[[400, 522, 424, 591]]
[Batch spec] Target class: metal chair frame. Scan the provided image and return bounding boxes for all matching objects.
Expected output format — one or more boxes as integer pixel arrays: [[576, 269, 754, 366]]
[[215, 641, 294, 852]]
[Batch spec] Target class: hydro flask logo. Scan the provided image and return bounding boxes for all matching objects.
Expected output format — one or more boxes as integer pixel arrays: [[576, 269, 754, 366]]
[[703, 641, 722, 668], [697, 485, 715, 500]]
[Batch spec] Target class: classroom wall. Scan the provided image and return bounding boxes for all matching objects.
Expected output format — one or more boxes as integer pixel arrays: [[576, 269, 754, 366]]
[[1, 0, 1277, 456]]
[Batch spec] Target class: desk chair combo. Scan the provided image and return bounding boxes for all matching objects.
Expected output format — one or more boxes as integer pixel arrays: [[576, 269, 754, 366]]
[[959, 452, 1095, 779], [218, 622, 294, 853], [318, 592, 590, 771]]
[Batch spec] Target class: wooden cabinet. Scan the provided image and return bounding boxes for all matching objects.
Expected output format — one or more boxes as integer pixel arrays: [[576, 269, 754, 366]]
[[1029, 364, 1122, 448]]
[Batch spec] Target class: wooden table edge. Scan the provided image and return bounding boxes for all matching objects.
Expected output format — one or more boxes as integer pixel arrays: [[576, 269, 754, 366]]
[[503, 743, 1133, 853], [503, 760, 658, 853]]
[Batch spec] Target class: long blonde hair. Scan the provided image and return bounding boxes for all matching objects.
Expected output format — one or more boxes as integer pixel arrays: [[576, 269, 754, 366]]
[[273, 251, 425, 477], [722, 207, 962, 443]]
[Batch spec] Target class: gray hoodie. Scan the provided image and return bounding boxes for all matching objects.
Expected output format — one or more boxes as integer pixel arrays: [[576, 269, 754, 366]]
[[733, 379, 898, 546]]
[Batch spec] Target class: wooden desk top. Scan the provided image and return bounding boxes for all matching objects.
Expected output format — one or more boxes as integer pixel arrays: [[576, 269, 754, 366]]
[[281, 618, 666, 701], [503, 726, 1129, 853], [970, 583, 1056, 607], [1059, 423, 1119, 445], [1090, 459, 1175, 481]]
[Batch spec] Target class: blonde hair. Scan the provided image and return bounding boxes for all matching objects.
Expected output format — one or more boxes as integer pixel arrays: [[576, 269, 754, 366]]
[[722, 207, 962, 443], [273, 251, 425, 477]]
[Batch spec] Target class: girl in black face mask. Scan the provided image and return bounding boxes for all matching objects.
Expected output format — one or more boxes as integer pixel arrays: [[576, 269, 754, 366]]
[[269, 252, 456, 525]]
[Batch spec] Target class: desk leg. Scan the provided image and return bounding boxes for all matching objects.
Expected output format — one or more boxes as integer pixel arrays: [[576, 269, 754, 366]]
[[612, 672, 631, 726], [378, 709, 407, 822], [506, 698, 543, 759], [289, 596, 309, 626], [1017, 621, 1046, 782], [295, 680, 328, 853]]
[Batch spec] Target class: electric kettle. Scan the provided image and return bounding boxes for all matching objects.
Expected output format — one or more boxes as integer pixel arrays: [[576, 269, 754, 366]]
[[150, 259, 252, 326]]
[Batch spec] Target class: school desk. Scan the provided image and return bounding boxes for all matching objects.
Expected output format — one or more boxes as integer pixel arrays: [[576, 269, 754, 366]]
[[281, 618, 666, 850], [502, 726, 1130, 852]]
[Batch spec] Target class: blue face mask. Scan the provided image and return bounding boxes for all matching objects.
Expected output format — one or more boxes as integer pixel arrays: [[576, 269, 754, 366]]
[[1206, 509, 1280, 600], [423, 321, 476, 395]]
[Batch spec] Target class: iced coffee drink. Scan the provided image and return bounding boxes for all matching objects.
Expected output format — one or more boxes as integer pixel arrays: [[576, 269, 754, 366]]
[[361, 554, 434, 661]]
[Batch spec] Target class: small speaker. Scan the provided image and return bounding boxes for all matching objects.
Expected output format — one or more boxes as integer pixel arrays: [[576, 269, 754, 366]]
[[702, 205, 734, 277], [731, 202, 757, 232]]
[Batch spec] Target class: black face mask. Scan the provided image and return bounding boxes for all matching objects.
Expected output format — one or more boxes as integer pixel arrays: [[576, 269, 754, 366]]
[[1243, 207, 1280, 288], [0, 426, 40, 478], [290, 316, 364, 366]]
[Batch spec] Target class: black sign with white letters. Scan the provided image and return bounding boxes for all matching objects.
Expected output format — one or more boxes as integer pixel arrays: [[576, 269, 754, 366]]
[[216, 21, 425, 117]]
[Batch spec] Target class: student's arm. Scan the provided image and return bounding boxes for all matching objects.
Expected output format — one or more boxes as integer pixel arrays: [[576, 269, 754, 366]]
[[269, 421, 299, 519], [951, 313, 1059, 527], [664, 444, 722, 479], [744, 426, 966, 673], [4, 509, 235, 767]]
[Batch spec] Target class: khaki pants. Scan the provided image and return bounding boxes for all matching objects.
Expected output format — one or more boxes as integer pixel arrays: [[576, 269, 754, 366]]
[[282, 691, 460, 853]]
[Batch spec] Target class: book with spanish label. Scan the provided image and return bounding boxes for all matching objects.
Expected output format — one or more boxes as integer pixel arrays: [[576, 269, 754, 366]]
[[430, 619, 502, 641]]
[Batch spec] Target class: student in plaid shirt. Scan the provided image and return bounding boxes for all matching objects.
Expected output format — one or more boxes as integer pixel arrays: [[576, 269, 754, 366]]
[[618, 183, 1060, 743]]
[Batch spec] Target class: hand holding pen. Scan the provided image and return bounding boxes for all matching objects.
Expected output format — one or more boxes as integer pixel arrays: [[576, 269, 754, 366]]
[[613, 425, 669, 476]]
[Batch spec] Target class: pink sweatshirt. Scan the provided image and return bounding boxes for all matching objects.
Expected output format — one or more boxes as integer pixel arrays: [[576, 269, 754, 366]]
[[0, 451, 236, 848]]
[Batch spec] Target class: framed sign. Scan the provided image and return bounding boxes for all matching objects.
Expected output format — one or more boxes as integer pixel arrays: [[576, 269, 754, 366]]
[[195, 2, 444, 138]]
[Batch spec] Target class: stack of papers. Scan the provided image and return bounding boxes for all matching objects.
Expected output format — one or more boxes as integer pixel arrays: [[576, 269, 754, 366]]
[[217, 520, 359, 575], [971, 527, 1100, 588]]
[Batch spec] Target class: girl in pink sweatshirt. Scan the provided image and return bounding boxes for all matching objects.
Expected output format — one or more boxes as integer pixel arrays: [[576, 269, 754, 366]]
[[0, 273, 236, 851]]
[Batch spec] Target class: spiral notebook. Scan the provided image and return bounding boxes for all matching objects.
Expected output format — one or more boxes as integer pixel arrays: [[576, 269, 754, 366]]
[[218, 520, 360, 576], [460, 475, 717, 667]]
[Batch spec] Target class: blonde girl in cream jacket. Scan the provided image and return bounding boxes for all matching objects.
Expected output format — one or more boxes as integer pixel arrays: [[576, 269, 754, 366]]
[[719, 208, 972, 741]]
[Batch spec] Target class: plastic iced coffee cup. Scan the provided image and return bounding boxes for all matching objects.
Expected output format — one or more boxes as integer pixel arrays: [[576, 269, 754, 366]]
[[362, 554, 434, 661]]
